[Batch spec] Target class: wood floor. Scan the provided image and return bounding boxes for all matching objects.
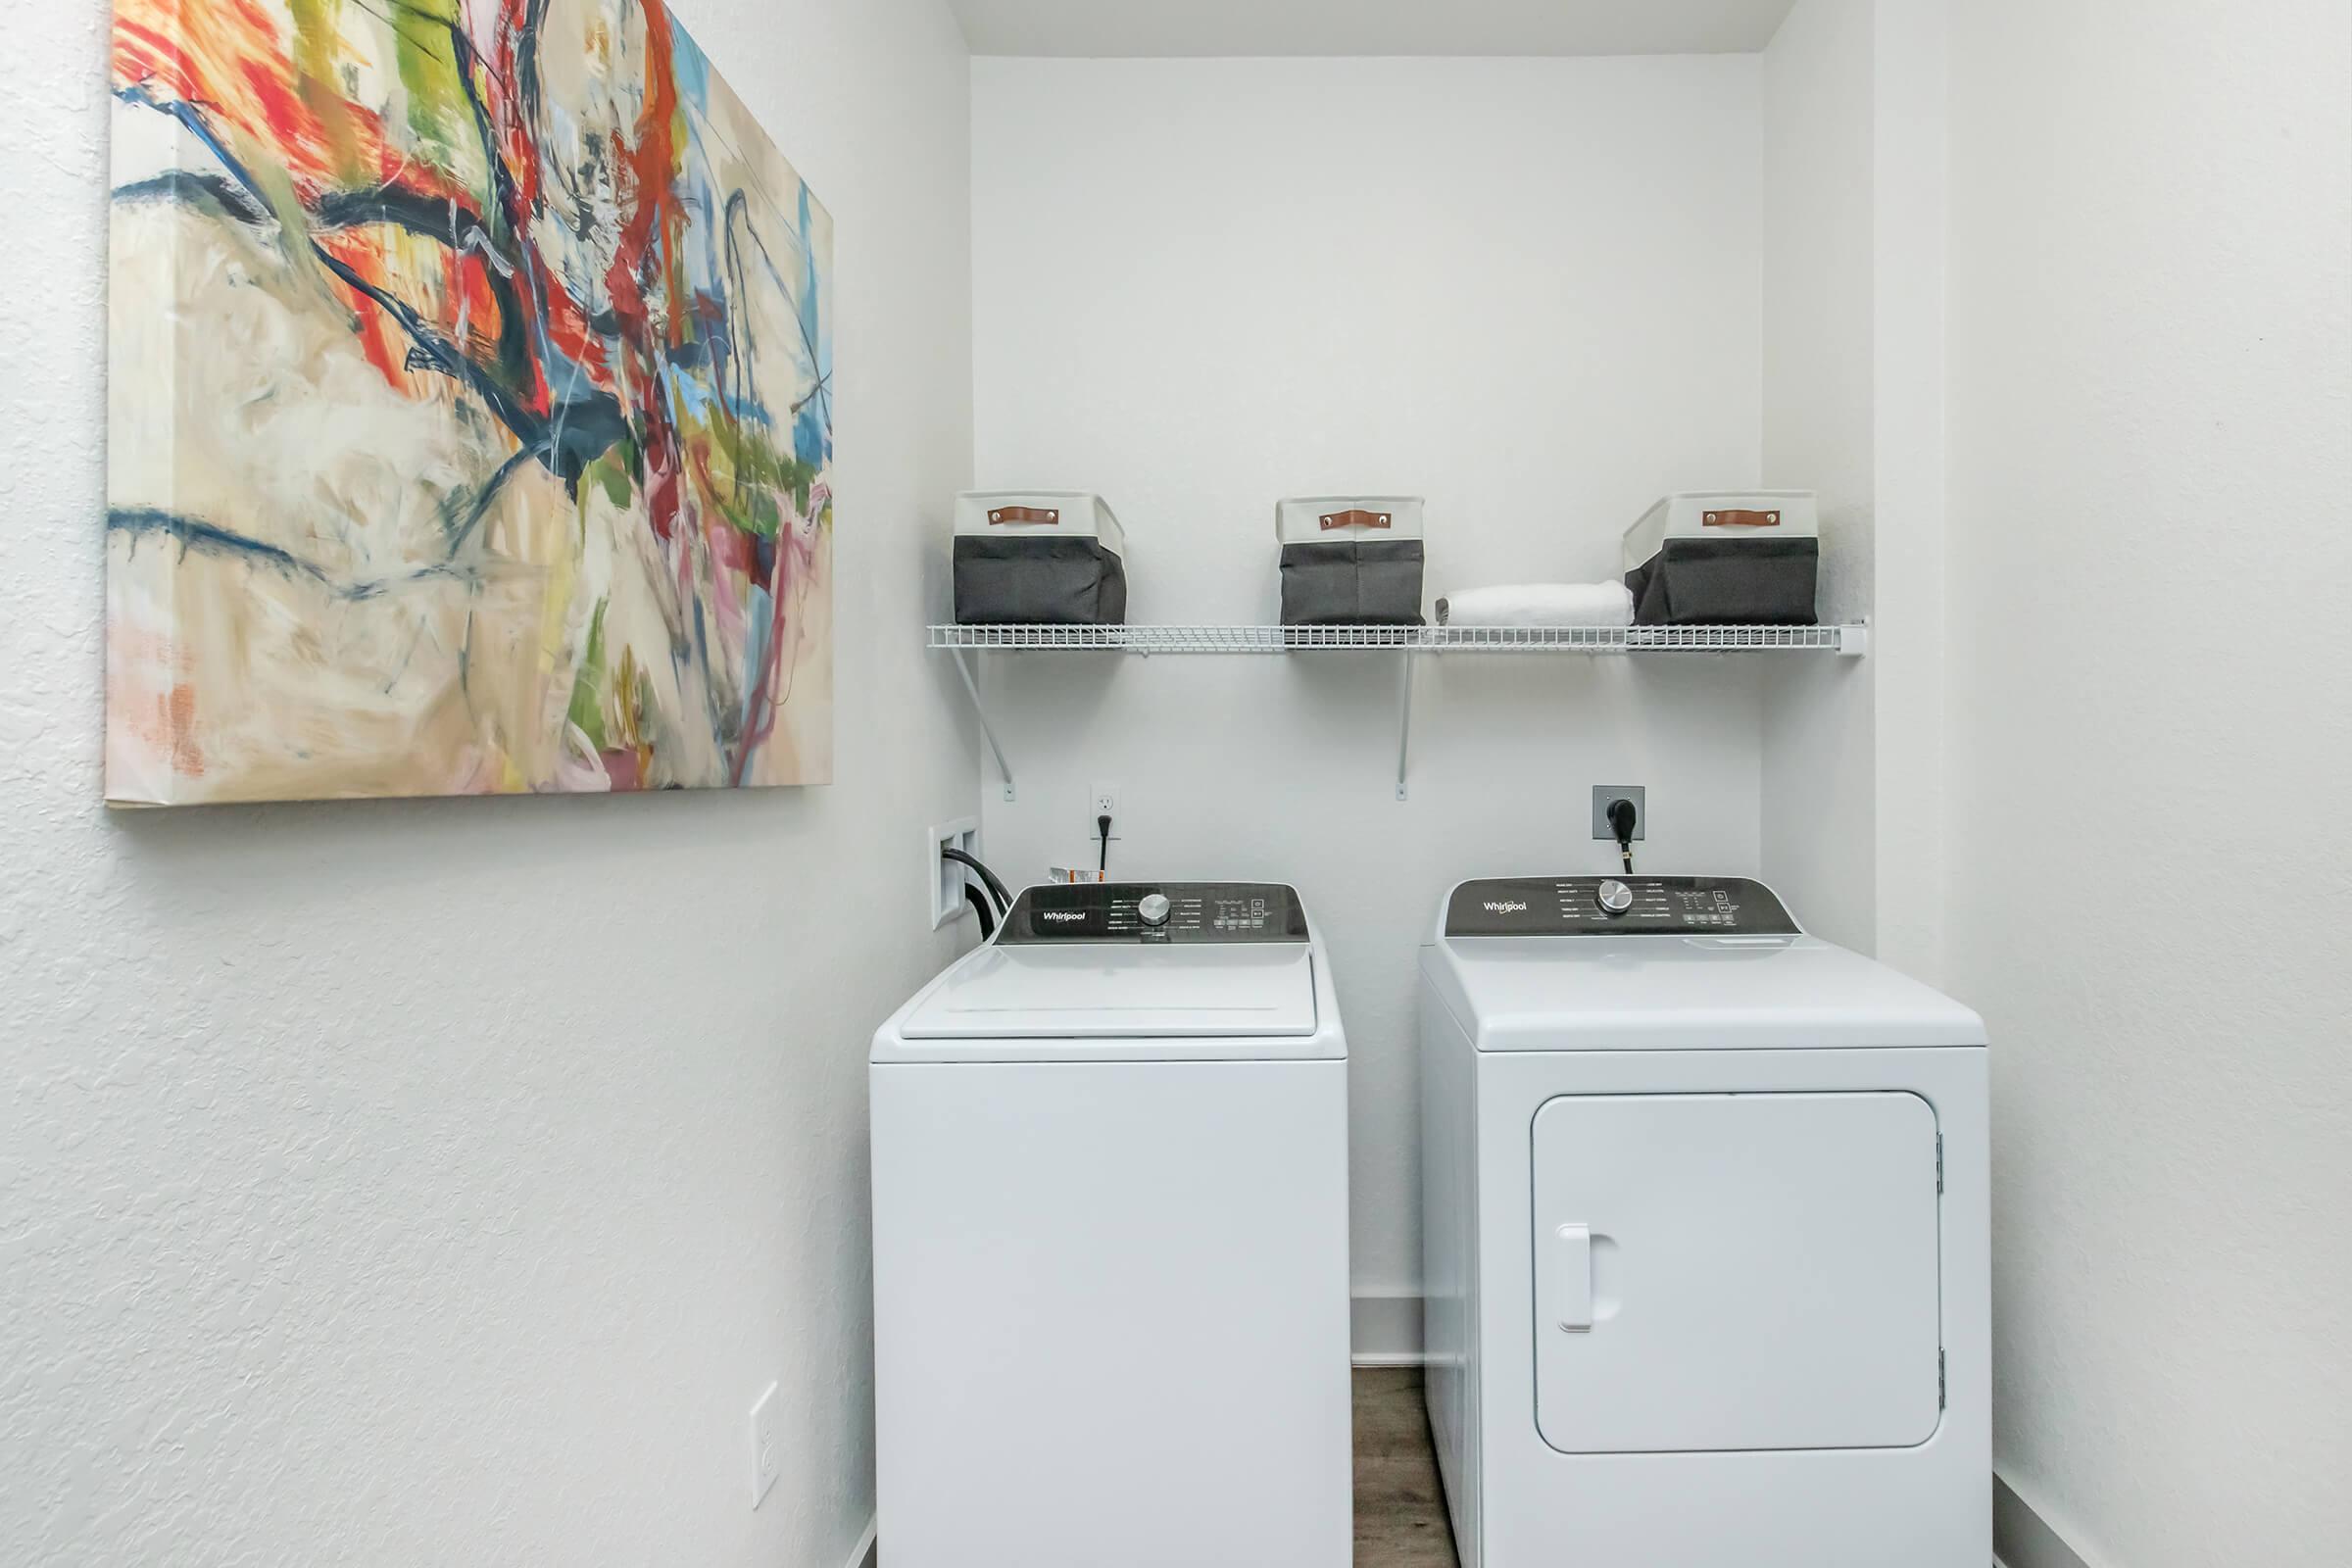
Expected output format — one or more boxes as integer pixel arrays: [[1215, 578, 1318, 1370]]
[[1353, 1367, 1461, 1567]]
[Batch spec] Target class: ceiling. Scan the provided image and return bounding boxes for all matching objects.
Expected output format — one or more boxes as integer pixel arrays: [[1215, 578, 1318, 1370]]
[[946, 0, 1800, 58]]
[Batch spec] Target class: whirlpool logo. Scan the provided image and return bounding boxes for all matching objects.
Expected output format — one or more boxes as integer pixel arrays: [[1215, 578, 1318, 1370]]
[[1040, 909, 1088, 924], [1482, 900, 1529, 914]]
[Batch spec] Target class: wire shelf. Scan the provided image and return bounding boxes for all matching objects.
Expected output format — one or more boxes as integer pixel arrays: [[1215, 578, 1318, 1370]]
[[1432, 622, 1863, 654], [929, 620, 1867, 803], [928, 622, 1865, 655]]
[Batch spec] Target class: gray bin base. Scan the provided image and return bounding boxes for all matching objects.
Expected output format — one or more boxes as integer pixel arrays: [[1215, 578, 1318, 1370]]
[[955, 537, 1128, 625], [1626, 537, 1818, 625], [1279, 540, 1425, 625]]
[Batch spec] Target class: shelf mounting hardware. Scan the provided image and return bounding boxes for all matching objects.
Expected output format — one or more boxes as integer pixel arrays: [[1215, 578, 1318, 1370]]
[[1396, 651, 1415, 802], [948, 645, 1017, 801]]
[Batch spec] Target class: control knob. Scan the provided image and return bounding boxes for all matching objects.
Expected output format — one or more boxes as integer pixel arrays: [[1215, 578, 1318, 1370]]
[[1137, 893, 1172, 928], [1595, 879, 1636, 917]]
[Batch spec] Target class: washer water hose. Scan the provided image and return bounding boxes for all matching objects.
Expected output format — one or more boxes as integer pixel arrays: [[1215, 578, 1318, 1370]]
[[962, 883, 998, 940]]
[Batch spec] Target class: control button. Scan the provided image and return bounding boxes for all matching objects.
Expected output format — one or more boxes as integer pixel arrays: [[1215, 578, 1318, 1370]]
[[1595, 879, 1636, 916], [1138, 893, 1172, 928]]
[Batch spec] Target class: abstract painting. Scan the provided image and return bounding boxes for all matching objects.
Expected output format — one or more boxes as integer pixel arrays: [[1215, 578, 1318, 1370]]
[[106, 0, 834, 804]]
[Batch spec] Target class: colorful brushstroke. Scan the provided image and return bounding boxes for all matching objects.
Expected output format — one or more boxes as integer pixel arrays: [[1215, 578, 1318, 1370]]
[[105, 0, 834, 803]]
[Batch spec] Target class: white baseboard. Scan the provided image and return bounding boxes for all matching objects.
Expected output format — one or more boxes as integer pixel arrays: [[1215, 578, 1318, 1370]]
[[1993, 1474, 2093, 1568], [1350, 1293, 1426, 1366], [842, 1516, 878, 1568]]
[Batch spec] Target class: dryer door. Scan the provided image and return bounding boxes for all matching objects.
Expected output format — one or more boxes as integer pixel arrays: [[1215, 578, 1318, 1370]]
[[1532, 1091, 1943, 1454]]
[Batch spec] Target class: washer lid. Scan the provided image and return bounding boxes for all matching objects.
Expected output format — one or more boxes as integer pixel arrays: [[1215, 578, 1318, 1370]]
[[898, 943, 1319, 1041]]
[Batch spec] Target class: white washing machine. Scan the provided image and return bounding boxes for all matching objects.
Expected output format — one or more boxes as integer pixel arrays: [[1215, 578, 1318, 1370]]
[[1421, 875, 1989, 1568], [871, 882, 1351, 1567]]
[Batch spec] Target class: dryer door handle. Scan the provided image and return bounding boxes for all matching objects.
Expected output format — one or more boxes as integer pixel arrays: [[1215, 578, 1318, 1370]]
[[1556, 1223, 1593, 1332]]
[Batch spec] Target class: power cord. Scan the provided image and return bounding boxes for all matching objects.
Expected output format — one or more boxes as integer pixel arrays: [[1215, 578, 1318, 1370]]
[[1097, 813, 1113, 875], [1607, 798, 1639, 874]]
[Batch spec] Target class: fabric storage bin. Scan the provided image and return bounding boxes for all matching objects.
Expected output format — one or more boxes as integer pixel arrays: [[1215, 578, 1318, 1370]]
[[1276, 496, 1426, 625], [954, 492, 1129, 624], [1622, 491, 1819, 625]]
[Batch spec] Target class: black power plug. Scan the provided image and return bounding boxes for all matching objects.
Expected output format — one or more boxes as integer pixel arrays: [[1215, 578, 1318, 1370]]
[[1098, 812, 1113, 874], [1607, 798, 1639, 874]]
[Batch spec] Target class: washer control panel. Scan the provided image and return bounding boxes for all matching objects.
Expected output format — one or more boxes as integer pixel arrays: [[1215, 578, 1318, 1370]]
[[1446, 876, 1799, 937], [1002, 883, 1307, 944]]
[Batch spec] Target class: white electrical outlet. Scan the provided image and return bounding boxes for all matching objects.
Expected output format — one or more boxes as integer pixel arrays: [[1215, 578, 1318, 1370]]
[[1088, 782, 1121, 840], [931, 818, 981, 929], [749, 1382, 780, 1508]]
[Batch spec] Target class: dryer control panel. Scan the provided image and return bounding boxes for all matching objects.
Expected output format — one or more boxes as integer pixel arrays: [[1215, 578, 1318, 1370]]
[[1446, 876, 1799, 937], [1002, 883, 1308, 944]]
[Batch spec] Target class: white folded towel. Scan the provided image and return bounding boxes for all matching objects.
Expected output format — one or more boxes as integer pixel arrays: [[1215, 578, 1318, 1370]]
[[1436, 582, 1633, 628]]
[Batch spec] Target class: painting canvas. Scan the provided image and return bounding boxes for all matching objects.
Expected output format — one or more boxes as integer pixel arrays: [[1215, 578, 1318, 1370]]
[[106, 0, 834, 804]]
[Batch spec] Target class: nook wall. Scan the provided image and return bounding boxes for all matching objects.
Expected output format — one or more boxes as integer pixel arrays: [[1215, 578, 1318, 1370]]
[[969, 54, 1770, 1331]]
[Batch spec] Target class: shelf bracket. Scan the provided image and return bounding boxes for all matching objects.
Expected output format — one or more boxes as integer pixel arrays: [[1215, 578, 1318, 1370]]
[[949, 647, 1017, 801], [1396, 651, 1415, 802]]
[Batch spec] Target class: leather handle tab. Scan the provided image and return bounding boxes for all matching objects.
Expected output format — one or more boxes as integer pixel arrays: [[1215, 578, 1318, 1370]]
[[1702, 508, 1782, 528], [1319, 508, 1393, 531], [987, 506, 1060, 526]]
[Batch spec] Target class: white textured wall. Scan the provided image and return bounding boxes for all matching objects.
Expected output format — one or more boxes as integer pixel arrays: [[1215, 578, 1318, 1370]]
[[0, 2, 975, 1564], [969, 55, 1769, 1319], [1947, 2, 2352, 1562]]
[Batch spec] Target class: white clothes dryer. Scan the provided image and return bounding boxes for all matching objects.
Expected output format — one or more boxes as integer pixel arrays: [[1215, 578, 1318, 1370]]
[[1421, 875, 1989, 1568]]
